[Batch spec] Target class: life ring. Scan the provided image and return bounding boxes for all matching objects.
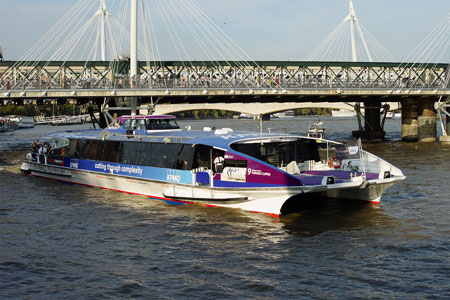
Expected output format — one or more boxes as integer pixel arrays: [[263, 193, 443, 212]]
[[333, 159, 342, 169], [61, 147, 65, 157], [328, 158, 333, 168], [328, 155, 342, 169]]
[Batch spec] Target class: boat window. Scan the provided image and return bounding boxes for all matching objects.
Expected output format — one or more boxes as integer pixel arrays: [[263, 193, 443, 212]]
[[86, 140, 103, 161], [123, 119, 132, 130], [103, 140, 123, 162], [137, 119, 146, 130], [296, 140, 320, 162], [192, 145, 212, 170], [223, 160, 247, 168], [146, 118, 180, 130], [231, 139, 320, 167], [67, 139, 194, 170], [175, 144, 194, 170]]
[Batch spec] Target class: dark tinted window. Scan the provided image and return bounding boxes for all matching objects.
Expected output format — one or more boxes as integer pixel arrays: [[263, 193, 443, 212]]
[[103, 140, 122, 162], [231, 139, 320, 166], [67, 139, 194, 169], [146, 119, 180, 130], [192, 145, 212, 169]]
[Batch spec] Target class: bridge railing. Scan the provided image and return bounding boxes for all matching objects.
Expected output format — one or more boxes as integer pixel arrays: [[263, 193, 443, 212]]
[[1, 77, 448, 91], [1, 61, 449, 93]]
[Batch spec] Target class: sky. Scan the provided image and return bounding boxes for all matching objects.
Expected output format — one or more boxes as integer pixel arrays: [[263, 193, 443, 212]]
[[0, 0, 449, 62]]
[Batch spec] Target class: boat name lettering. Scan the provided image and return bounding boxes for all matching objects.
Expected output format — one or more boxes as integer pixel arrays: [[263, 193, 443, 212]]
[[248, 168, 271, 177]]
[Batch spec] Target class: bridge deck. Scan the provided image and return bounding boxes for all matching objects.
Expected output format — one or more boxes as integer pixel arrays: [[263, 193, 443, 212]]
[[1, 61, 448, 99]]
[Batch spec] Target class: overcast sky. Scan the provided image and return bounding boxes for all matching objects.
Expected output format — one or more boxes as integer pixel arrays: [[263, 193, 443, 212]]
[[0, 0, 449, 62]]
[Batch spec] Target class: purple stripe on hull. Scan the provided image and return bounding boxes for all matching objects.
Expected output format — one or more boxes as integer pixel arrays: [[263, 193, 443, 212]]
[[213, 180, 287, 188], [300, 170, 379, 180], [294, 175, 346, 186]]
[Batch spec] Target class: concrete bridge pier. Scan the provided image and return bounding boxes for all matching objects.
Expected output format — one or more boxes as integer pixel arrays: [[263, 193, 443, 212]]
[[352, 101, 385, 140], [401, 99, 418, 142], [417, 98, 437, 143]]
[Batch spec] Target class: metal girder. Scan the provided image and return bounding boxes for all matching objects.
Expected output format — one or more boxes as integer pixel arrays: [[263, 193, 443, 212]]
[[0, 61, 449, 97]]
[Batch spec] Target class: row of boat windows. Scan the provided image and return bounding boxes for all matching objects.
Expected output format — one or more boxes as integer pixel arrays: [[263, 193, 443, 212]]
[[68, 139, 197, 169], [65, 138, 320, 170], [122, 118, 180, 130]]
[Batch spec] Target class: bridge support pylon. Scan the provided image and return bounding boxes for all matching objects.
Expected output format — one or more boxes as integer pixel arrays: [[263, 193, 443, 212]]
[[401, 99, 419, 142], [401, 98, 437, 142], [352, 101, 386, 141], [418, 98, 436, 143]]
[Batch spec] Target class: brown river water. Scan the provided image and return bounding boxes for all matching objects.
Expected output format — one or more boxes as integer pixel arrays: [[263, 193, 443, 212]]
[[0, 117, 449, 299]]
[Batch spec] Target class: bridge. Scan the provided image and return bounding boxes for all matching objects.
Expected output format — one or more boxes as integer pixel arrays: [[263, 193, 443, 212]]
[[1, 0, 449, 142], [1, 61, 448, 100], [151, 102, 401, 117]]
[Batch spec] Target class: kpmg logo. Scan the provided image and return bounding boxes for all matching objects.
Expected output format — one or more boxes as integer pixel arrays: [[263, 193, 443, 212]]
[[69, 160, 79, 169], [166, 170, 181, 183]]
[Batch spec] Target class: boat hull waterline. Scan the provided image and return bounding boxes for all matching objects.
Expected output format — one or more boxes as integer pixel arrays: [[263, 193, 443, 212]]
[[21, 160, 400, 216]]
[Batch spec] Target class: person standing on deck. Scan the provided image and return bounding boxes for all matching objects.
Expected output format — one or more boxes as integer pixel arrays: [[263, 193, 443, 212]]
[[213, 152, 224, 173]]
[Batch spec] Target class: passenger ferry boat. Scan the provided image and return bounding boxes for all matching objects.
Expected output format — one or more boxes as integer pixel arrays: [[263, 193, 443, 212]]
[[20, 115, 405, 216], [0, 118, 18, 132], [307, 119, 325, 141], [7, 115, 35, 128]]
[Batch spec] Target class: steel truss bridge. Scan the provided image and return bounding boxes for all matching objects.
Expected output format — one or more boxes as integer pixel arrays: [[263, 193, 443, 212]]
[[1, 61, 449, 103]]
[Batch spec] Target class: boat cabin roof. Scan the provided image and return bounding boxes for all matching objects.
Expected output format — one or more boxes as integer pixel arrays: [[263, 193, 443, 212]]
[[45, 115, 337, 151], [117, 115, 175, 122], [46, 127, 335, 153]]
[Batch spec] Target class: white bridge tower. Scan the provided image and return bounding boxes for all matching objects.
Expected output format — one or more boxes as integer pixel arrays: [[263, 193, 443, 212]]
[[347, 0, 373, 62], [95, 0, 111, 61]]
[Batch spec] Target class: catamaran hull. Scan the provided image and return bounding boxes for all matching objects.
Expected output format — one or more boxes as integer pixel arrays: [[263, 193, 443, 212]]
[[20, 160, 402, 216], [317, 180, 398, 203], [20, 161, 307, 216]]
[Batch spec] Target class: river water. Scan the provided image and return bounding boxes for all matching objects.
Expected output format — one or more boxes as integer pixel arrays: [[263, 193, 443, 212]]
[[1, 117, 449, 299]]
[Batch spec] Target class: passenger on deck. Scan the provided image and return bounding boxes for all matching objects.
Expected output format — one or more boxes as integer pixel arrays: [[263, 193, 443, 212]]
[[43, 142, 50, 155], [32, 140, 40, 153], [213, 152, 224, 173]]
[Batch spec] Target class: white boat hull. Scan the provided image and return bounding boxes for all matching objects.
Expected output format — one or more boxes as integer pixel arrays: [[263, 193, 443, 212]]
[[20, 160, 401, 216], [332, 110, 356, 117]]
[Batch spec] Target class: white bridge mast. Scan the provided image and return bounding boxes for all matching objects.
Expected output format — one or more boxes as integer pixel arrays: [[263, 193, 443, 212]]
[[130, 0, 138, 114], [347, 0, 373, 62], [130, 0, 138, 81], [95, 0, 110, 61]]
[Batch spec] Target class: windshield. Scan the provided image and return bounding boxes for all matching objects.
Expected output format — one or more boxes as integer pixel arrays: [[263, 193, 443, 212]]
[[231, 138, 320, 167]]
